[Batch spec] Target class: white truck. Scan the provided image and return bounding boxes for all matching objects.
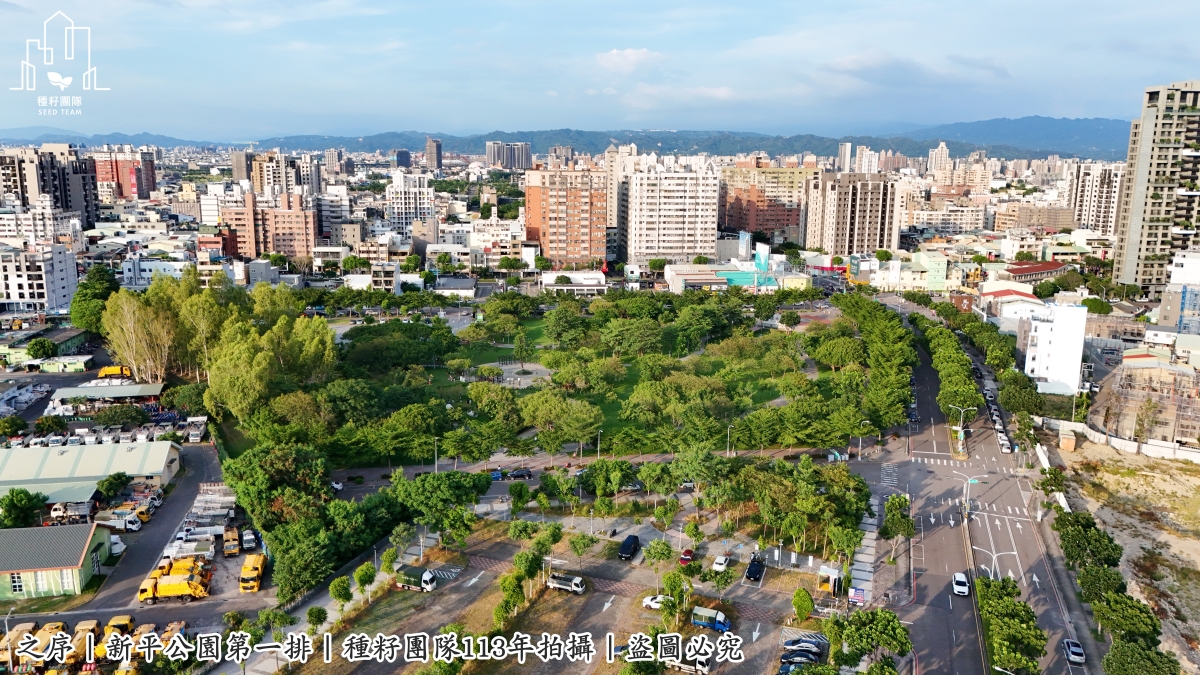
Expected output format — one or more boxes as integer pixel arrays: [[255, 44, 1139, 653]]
[[665, 657, 712, 674], [96, 510, 142, 532], [176, 525, 225, 542], [50, 501, 94, 522], [186, 416, 208, 443], [546, 573, 586, 595]]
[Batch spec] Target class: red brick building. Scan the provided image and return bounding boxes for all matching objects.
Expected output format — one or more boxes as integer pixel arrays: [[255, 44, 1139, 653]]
[[219, 193, 316, 259], [719, 165, 819, 242]]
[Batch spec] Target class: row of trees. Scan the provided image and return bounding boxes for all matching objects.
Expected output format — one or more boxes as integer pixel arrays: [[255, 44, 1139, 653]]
[[1048, 508, 1180, 673], [975, 577, 1048, 674], [907, 313, 985, 424], [1050, 507, 1180, 674]]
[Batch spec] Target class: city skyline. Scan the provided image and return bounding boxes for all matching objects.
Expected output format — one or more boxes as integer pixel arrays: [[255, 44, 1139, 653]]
[[0, 0, 1193, 140]]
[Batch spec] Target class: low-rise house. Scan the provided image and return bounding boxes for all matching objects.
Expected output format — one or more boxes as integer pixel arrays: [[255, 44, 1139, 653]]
[[0, 524, 111, 601]]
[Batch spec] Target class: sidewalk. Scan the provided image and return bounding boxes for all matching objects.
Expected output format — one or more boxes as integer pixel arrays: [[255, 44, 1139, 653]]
[[1034, 514, 1107, 666]]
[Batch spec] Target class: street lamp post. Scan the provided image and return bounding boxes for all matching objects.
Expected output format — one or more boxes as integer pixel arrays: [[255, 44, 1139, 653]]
[[5, 607, 13, 674], [597, 429, 602, 460], [726, 424, 734, 458], [952, 470, 988, 515], [857, 420, 870, 460], [433, 436, 439, 474], [947, 405, 977, 455]]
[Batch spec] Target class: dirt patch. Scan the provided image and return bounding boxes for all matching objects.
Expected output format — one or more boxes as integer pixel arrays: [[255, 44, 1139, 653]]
[[1053, 440, 1200, 673]]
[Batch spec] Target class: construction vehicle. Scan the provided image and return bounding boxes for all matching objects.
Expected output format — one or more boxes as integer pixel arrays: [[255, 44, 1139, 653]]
[[394, 565, 438, 592], [137, 574, 208, 605], [95, 616, 134, 659], [66, 620, 100, 667], [150, 555, 211, 582], [98, 365, 133, 378], [0, 622, 38, 665], [160, 621, 187, 644], [239, 553, 266, 593], [223, 527, 240, 557], [24, 622, 69, 667], [129, 624, 158, 658], [113, 664, 140, 675]]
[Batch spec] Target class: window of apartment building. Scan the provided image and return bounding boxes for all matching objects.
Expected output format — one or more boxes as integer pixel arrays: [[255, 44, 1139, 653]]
[[10, 573, 23, 594]]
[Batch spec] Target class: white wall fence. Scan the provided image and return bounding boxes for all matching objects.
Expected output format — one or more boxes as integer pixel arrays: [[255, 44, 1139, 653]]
[[1032, 416, 1200, 465]]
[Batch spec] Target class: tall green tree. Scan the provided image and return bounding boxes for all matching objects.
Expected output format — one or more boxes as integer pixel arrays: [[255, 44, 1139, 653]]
[[0, 487, 47, 528]]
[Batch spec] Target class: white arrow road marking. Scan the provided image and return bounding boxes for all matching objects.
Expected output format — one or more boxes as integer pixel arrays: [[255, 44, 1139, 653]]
[[752, 623, 761, 642], [929, 514, 935, 525], [603, 595, 615, 612], [948, 516, 955, 527], [1031, 574, 1041, 589], [1007, 569, 1015, 580], [1015, 521, 1023, 533], [466, 571, 484, 586]]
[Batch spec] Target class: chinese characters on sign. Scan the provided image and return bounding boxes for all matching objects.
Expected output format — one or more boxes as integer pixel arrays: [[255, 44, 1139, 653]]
[[10, 629, 744, 666], [35, 96, 83, 115]]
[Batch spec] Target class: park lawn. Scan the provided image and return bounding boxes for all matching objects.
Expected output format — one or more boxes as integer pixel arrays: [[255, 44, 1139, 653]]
[[520, 318, 553, 346], [290, 585, 431, 675], [466, 343, 515, 366], [430, 368, 469, 400]]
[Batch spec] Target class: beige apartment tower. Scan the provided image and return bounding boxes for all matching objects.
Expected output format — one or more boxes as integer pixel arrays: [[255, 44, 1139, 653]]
[[1114, 81, 1200, 298], [804, 172, 900, 256], [525, 169, 607, 266]]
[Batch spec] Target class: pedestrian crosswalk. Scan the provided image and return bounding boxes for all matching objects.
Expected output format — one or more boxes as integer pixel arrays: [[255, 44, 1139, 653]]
[[909, 457, 1022, 473], [880, 463, 899, 486]]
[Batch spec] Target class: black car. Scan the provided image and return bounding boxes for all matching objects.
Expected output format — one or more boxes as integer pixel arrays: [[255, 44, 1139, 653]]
[[781, 639, 823, 654], [618, 535, 641, 560], [745, 553, 766, 581], [776, 665, 804, 675], [508, 468, 532, 479], [780, 650, 820, 665], [907, 411, 920, 422]]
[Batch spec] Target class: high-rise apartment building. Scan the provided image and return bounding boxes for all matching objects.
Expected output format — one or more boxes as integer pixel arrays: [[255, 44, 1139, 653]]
[[0, 145, 98, 228], [251, 152, 300, 196], [1068, 162, 1124, 236], [390, 149, 411, 168], [219, 193, 317, 259], [525, 168, 607, 265], [720, 164, 820, 243], [298, 154, 322, 195], [90, 144, 157, 201], [804, 172, 900, 256], [231, 150, 254, 183], [927, 142, 951, 174], [485, 141, 504, 167], [0, 243, 77, 313], [323, 149, 343, 174], [853, 146, 879, 174], [425, 138, 442, 169], [619, 161, 719, 266], [837, 143, 852, 172], [0, 194, 83, 250], [1114, 81, 1200, 298], [385, 173, 434, 238]]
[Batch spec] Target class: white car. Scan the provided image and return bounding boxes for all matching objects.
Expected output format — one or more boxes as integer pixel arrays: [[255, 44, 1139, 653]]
[[952, 572, 971, 596], [642, 595, 665, 609], [711, 556, 730, 572], [331, 481, 345, 492]]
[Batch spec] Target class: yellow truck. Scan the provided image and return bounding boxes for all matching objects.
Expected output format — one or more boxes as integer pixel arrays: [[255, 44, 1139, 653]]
[[160, 621, 187, 644], [95, 615, 134, 659], [0, 622, 38, 665], [239, 553, 266, 593], [65, 620, 100, 666], [138, 574, 208, 605], [98, 365, 133, 378], [129, 624, 157, 659], [24, 622, 69, 667], [150, 555, 211, 582], [222, 526, 240, 557]]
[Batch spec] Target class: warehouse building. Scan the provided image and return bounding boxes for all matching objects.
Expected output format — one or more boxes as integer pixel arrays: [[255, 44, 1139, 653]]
[[0, 440, 182, 504]]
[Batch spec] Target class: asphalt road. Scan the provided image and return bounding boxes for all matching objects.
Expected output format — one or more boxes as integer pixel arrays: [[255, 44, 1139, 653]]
[[881, 295, 1088, 675]]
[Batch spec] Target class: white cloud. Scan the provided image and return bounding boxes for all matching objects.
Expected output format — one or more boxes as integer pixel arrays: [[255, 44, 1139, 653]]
[[620, 82, 735, 110], [545, 90, 558, 97], [596, 48, 663, 74], [603, 88, 618, 95]]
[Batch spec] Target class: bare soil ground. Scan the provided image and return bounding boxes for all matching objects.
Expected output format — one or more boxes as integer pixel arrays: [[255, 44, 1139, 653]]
[[1052, 439, 1200, 672]]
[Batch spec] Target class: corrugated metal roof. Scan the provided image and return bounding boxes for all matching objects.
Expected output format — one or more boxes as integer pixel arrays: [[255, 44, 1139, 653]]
[[0, 441, 177, 486], [0, 523, 95, 573], [0, 482, 98, 503], [50, 383, 165, 400]]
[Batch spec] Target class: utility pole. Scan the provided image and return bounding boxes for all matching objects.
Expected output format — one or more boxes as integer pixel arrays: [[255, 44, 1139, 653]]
[[858, 420, 870, 460], [726, 424, 733, 458], [433, 437, 439, 473]]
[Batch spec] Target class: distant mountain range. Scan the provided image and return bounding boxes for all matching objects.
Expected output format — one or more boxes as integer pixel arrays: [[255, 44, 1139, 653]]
[[0, 116, 1134, 160]]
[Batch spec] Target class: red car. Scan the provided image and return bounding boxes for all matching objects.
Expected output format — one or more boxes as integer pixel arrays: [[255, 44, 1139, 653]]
[[679, 549, 694, 565]]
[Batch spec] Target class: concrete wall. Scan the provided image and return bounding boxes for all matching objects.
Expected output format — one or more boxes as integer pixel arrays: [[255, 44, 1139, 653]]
[[1033, 416, 1200, 465]]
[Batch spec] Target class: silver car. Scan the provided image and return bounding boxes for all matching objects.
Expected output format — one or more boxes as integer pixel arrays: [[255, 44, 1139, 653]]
[[1062, 639, 1085, 664]]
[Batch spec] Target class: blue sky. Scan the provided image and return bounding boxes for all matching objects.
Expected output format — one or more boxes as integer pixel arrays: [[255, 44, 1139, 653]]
[[0, 0, 1194, 141]]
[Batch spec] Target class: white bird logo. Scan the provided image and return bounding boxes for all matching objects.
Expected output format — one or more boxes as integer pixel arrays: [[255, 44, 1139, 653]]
[[47, 72, 72, 90]]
